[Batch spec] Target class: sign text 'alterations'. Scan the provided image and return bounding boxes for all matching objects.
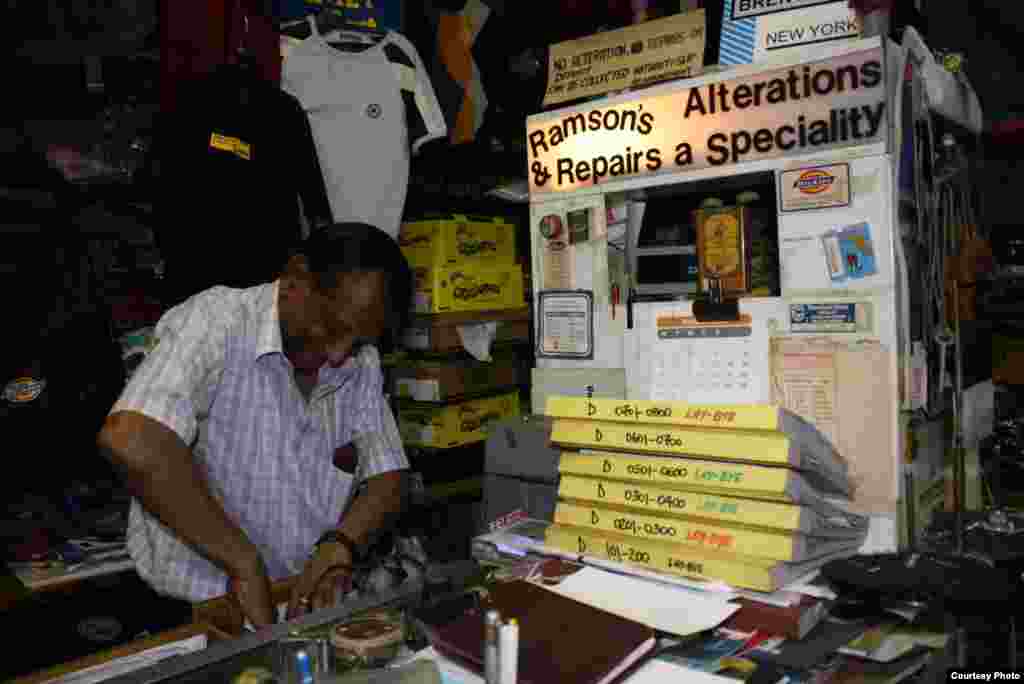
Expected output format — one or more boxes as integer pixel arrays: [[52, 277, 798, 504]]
[[527, 46, 886, 195]]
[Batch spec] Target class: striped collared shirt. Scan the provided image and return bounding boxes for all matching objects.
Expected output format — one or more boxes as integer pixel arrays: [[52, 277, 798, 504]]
[[110, 282, 407, 601]]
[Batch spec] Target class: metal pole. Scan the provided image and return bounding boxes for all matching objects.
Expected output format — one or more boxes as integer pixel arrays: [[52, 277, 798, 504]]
[[953, 281, 966, 556]]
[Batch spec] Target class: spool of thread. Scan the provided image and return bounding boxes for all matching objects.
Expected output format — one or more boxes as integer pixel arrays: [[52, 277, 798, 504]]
[[499, 619, 519, 684]]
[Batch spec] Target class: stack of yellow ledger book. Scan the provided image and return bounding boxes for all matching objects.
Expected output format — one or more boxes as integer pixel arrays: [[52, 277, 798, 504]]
[[543, 396, 869, 592]]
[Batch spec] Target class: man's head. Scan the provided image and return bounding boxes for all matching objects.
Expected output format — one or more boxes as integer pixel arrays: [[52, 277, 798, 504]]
[[278, 223, 413, 367]]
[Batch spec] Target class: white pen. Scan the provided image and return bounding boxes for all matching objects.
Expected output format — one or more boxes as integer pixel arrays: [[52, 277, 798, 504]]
[[499, 618, 519, 684], [484, 609, 501, 684]]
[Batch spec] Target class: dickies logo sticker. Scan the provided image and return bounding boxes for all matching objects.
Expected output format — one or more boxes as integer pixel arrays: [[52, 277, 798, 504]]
[[779, 162, 851, 212], [794, 169, 835, 194]]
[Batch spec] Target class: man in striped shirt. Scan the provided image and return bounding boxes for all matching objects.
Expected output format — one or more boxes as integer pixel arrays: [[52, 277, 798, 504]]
[[98, 223, 413, 628]]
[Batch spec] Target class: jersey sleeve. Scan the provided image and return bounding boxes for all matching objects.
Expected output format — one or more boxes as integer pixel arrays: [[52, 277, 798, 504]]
[[109, 289, 231, 446], [385, 32, 448, 154], [280, 90, 334, 229]]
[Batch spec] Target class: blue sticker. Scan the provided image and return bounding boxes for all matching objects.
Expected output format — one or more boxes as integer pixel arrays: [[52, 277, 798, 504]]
[[822, 222, 877, 283], [790, 303, 857, 333]]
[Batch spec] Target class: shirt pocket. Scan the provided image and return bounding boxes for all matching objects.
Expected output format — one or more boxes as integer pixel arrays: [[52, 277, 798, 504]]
[[333, 442, 359, 474]]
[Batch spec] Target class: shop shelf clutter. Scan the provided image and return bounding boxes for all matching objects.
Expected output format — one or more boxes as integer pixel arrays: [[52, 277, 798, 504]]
[[389, 214, 532, 558], [543, 396, 868, 591]]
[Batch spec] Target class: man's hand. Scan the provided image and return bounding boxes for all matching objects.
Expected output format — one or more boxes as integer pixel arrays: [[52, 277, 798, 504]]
[[286, 542, 353, 619], [229, 554, 276, 630]]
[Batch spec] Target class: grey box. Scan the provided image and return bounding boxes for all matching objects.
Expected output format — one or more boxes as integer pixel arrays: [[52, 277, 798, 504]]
[[484, 415, 561, 482], [481, 474, 558, 534]]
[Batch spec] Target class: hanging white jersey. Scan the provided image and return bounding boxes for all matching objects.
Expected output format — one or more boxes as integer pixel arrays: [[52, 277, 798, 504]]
[[283, 28, 447, 239]]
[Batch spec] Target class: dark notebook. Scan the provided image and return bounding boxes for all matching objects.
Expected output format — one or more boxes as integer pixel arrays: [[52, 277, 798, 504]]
[[430, 580, 656, 684]]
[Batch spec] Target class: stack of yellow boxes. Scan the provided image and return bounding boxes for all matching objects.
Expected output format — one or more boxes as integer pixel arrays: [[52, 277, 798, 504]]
[[400, 213, 525, 316], [541, 396, 868, 592], [391, 215, 528, 525]]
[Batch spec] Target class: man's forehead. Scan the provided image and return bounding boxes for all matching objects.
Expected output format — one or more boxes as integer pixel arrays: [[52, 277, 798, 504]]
[[320, 269, 386, 292]]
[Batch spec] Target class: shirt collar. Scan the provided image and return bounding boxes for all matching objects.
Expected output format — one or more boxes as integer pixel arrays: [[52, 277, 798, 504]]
[[252, 280, 365, 377], [254, 280, 285, 361]]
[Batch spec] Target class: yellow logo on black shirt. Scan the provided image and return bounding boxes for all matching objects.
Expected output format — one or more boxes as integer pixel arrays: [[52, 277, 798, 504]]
[[209, 133, 252, 161]]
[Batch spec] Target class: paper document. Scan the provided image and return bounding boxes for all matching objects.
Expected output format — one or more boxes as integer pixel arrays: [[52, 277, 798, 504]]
[[539, 567, 739, 637], [623, 658, 738, 683], [770, 336, 896, 512], [771, 348, 839, 447], [584, 557, 737, 599], [43, 634, 207, 684], [408, 647, 484, 684]]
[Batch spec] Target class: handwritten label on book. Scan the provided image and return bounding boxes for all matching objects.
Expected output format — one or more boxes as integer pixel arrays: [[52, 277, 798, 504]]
[[546, 396, 779, 429], [592, 401, 739, 426], [580, 507, 736, 549], [553, 418, 791, 464], [575, 534, 710, 577], [592, 427, 686, 450], [595, 482, 742, 516], [601, 458, 744, 484]]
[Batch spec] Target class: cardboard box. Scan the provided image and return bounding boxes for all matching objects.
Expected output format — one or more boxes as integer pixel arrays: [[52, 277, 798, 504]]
[[399, 214, 516, 270], [401, 309, 531, 354], [720, 0, 860, 66], [391, 355, 524, 402], [413, 262, 526, 314], [398, 391, 521, 449]]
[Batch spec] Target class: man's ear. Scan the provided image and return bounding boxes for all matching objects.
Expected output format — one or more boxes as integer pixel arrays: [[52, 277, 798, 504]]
[[284, 254, 310, 276], [281, 255, 313, 288]]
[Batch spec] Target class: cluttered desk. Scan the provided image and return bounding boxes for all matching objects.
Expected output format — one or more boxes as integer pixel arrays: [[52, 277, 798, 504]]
[[25, 393, 1001, 684], [29, 546, 957, 684]]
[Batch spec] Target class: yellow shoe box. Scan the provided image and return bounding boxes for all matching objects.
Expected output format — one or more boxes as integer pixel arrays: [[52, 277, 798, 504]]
[[399, 214, 516, 270], [398, 391, 521, 449], [413, 262, 526, 314]]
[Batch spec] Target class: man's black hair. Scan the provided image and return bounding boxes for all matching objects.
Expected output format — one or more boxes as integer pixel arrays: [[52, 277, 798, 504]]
[[294, 222, 413, 352]]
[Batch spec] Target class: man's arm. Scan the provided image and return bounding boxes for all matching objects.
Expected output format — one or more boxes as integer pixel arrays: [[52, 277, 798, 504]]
[[334, 470, 406, 549], [286, 467, 405, 617], [97, 290, 274, 626], [97, 411, 263, 579]]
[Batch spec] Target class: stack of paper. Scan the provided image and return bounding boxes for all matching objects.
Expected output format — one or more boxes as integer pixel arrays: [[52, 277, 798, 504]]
[[543, 397, 868, 592]]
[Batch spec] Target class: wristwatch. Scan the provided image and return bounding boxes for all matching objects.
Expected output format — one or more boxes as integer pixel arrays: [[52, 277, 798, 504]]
[[314, 529, 361, 563]]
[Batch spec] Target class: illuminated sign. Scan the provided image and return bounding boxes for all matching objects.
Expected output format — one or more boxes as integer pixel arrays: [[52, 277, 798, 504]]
[[526, 44, 886, 196]]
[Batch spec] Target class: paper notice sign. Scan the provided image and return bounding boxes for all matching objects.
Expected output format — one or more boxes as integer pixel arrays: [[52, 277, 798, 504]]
[[544, 10, 706, 107], [779, 163, 851, 212], [770, 337, 896, 511], [539, 290, 594, 359], [773, 347, 839, 447]]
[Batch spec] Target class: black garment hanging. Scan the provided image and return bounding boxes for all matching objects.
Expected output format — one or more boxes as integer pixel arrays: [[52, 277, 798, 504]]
[[154, 12, 332, 305], [279, 8, 387, 43]]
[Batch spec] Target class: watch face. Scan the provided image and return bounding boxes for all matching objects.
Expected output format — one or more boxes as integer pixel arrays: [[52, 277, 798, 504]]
[[702, 213, 741, 277]]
